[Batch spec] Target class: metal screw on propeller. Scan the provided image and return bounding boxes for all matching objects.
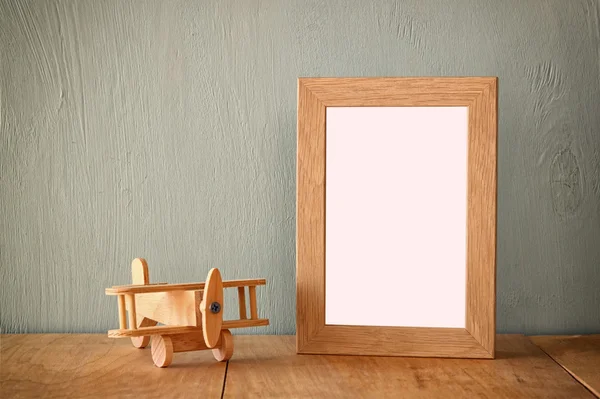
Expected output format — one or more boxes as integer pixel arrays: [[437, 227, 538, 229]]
[[210, 302, 221, 314]]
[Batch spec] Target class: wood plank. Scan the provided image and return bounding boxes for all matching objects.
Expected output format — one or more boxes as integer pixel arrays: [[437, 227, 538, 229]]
[[223, 335, 594, 398], [237, 287, 247, 319], [248, 286, 258, 319], [300, 77, 495, 106], [113, 282, 168, 288], [125, 294, 137, 329], [296, 79, 327, 352], [465, 77, 497, 357], [117, 295, 127, 329], [132, 290, 202, 327], [107, 319, 269, 337], [222, 319, 269, 329], [0, 334, 226, 398], [530, 335, 600, 397], [299, 326, 492, 358], [106, 278, 266, 295], [168, 331, 213, 353], [108, 326, 201, 337]]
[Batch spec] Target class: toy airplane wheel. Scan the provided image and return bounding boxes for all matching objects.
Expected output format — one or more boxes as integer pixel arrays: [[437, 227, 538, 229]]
[[212, 329, 233, 361], [151, 335, 173, 368], [200, 268, 223, 348]]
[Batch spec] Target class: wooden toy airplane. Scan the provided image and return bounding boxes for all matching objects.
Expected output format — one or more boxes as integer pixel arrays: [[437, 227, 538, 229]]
[[105, 258, 268, 367]]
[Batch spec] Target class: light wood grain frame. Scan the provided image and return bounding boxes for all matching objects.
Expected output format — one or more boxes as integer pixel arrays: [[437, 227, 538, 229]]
[[296, 77, 497, 359]]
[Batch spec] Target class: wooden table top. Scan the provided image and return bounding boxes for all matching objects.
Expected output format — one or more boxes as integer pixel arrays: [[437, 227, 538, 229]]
[[1, 334, 597, 398], [225, 335, 594, 398], [530, 335, 600, 397], [0, 334, 226, 398]]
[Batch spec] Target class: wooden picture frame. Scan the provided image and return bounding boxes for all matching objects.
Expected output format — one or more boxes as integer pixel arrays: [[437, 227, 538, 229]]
[[296, 77, 497, 359]]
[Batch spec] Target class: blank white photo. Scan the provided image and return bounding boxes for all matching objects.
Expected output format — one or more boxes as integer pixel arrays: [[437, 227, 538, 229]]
[[325, 106, 469, 328]]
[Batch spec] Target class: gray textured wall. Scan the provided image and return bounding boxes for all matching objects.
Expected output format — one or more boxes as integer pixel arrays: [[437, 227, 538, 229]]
[[1, 0, 599, 335]]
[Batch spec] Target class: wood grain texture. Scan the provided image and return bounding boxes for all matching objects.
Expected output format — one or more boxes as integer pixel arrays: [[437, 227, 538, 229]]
[[107, 319, 269, 337], [530, 335, 600, 397], [125, 294, 137, 329], [201, 268, 224, 348], [118, 295, 127, 330], [212, 329, 234, 362], [151, 334, 174, 368], [2, 334, 596, 397], [223, 335, 594, 398], [222, 318, 269, 329], [131, 258, 149, 285], [132, 290, 202, 326], [296, 81, 327, 351], [1, 0, 599, 336], [300, 77, 488, 106], [0, 334, 226, 397], [297, 77, 496, 358], [108, 326, 202, 337], [237, 287, 247, 319], [298, 326, 491, 358], [106, 279, 266, 295], [465, 78, 497, 356], [167, 331, 213, 352], [248, 286, 258, 319]]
